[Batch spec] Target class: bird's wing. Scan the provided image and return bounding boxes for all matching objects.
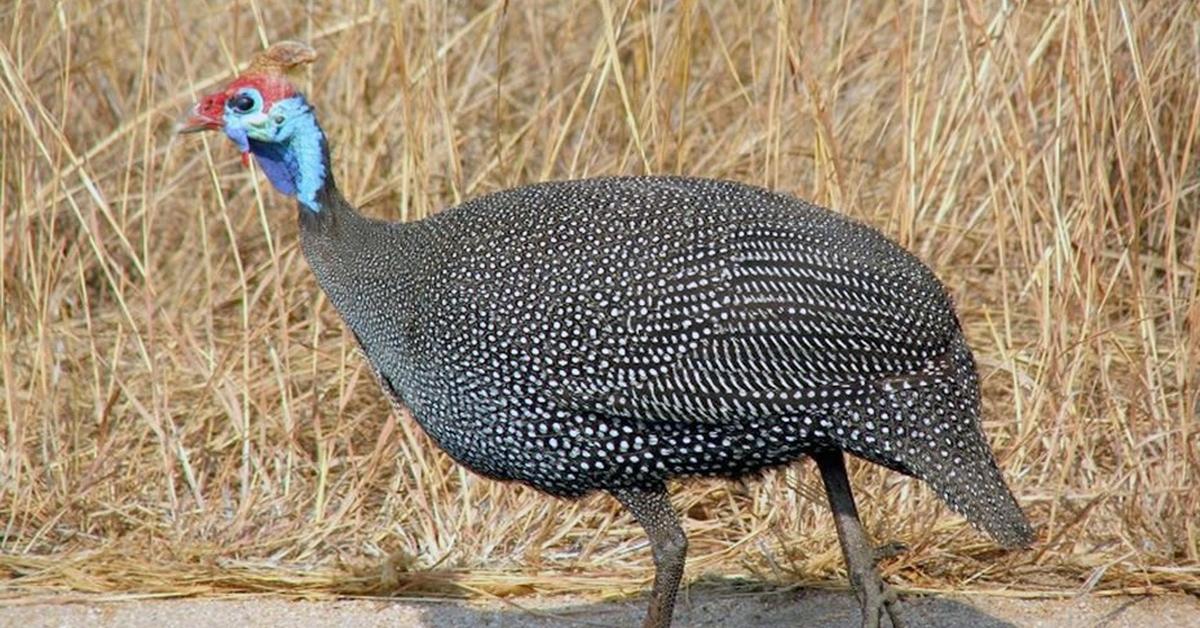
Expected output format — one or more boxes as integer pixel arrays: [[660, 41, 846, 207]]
[[558, 218, 960, 422]]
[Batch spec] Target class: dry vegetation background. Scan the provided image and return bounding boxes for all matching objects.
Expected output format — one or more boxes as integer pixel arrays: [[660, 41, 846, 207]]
[[1, 0, 1198, 605]]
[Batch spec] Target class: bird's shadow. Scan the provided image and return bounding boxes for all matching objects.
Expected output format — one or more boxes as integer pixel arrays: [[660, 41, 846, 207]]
[[396, 582, 1016, 628]]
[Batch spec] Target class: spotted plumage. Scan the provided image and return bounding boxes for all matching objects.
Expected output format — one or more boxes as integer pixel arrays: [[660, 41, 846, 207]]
[[183, 42, 1033, 628], [310, 176, 1027, 544]]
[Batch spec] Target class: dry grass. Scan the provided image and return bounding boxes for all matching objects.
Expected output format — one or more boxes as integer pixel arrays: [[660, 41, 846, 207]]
[[1, 0, 1198, 605]]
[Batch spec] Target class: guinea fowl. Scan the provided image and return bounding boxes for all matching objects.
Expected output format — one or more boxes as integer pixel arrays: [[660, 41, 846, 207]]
[[180, 42, 1033, 628]]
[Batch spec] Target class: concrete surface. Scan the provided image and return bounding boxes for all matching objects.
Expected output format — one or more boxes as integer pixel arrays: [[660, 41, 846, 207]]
[[1, 588, 1197, 627]]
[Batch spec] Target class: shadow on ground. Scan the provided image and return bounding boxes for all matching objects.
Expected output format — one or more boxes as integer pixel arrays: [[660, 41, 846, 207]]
[[410, 585, 1014, 627]]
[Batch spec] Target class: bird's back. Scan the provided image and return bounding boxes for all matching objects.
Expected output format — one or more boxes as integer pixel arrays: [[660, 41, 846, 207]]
[[390, 176, 958, 412]]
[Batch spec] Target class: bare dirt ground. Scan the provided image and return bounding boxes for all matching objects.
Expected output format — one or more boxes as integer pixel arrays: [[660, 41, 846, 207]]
[[2, 589, 1197, 628]]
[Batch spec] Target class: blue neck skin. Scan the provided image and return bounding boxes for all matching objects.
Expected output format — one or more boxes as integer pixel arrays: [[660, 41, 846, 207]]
[[226, 97, 329, 212]]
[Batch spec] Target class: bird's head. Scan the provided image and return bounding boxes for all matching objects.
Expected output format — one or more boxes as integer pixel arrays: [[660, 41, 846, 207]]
[[180, 41, 330, 211]]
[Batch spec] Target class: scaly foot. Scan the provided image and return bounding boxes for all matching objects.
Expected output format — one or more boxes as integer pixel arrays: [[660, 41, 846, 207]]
[[849, 563, 905, 628]]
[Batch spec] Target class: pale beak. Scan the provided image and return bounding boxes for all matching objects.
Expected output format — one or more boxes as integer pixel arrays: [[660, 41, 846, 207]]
[[177, 100, 223, 134]]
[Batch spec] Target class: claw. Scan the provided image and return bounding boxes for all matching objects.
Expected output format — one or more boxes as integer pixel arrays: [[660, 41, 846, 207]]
[[852, 569, 905, 628], [874, 541, 908, 562]]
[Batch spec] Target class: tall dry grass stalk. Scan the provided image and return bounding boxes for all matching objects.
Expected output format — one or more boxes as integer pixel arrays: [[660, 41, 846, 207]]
[[1, 0, 1197, 602]]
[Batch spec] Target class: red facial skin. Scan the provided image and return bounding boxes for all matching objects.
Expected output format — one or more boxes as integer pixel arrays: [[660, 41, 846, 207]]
[[180, 74, 300, 165], [223, 74, 298, 108]]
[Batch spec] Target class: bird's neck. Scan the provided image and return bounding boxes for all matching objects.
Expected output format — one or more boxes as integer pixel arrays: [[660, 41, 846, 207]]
[[245, 109, 381, 265], [242, 105, 419, 391], [293, 145, 416, 345], [247, 110, 331, 213]]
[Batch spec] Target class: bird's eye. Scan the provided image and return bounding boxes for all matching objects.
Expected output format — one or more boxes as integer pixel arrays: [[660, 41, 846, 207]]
[[229, 93, 257, 113]]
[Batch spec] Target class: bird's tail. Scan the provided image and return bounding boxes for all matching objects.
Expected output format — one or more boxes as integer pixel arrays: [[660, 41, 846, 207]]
[[923, 341, 1035, 548], [839, 415, 1035, 548], [922, 439, 1035, 548], [835, 339, 1035, 548]]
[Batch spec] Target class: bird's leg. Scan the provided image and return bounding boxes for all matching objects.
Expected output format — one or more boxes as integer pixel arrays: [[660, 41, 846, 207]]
[[813, 450, 906, 628], [612, 486, 688, 628]]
